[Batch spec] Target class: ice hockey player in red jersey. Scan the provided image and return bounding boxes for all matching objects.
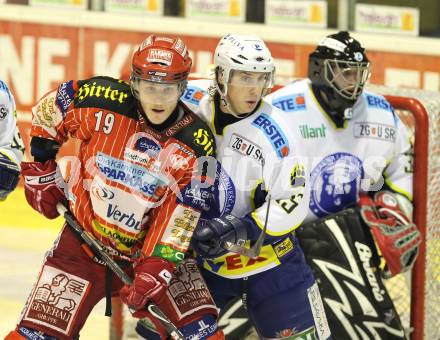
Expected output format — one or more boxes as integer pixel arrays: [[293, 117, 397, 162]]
[[6, 35, 224, 340]]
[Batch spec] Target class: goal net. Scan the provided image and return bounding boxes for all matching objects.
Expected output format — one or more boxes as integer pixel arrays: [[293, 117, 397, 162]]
[[368, 85, 440, 340], [110, 85, 440, 340]]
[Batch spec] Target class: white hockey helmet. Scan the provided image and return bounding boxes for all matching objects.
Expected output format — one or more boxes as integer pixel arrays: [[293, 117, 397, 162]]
[[214, 34, 275, 99]]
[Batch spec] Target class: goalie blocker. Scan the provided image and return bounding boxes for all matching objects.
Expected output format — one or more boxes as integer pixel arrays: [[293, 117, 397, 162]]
[[296, 208, 407, 340]]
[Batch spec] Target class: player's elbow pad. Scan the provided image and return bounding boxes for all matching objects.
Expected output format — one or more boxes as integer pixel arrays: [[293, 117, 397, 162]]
[[30, 137, 61, 163]]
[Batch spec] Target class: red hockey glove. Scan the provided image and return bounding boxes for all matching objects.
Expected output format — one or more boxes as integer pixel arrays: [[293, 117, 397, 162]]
[[128, 259, 221, 340], [119, 257, 175, 311], [359, 191, 421, 277], [22, 160, 65, 219]]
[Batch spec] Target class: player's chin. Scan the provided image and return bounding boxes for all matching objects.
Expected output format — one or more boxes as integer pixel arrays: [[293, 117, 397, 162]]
[[244, 101, 258, 111]]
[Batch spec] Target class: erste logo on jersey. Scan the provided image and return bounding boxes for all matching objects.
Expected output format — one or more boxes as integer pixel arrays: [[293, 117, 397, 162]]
[[366, 94, 393, 112], [272, 94, 306, 112], [354, 122, 396, 142], [182, 86, 206, 105], [310, 152, 364, 217], [252, 113, 289, 158], [229, 133, 264, 165]]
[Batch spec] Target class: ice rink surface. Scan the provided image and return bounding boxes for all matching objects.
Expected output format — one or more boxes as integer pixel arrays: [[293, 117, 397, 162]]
[[0, 187, 109, 339]]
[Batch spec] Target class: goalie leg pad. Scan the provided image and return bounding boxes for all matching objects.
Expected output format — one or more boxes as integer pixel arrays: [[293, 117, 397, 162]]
[[297, 208, 407, 340]]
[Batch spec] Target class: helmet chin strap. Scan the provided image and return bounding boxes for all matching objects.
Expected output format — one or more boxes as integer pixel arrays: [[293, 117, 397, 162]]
[[219, 94, 254, 119], [215, 67, 255, 119], [215, 81, 256, 119], [319, 86, 356, 118]]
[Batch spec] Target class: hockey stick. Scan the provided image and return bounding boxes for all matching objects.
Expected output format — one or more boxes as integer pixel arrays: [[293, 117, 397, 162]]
[[221, 196, 271, 258], [56, 203, 185, 340], [221, 157, 273, 258]]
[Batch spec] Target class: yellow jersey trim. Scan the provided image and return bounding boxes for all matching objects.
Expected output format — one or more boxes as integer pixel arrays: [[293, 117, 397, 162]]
[[202, 241, 280, 278], [250, 210, 301, 236], [383, 176, 413, 201]]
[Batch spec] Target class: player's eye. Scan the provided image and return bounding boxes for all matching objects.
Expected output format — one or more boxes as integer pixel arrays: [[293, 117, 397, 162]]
[[241, 75, 252, 83], [163, 86, 176, 94]]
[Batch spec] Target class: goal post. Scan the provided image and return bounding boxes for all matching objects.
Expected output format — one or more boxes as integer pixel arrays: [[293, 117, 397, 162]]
[[385, 95, 429, 340], [374, 86, 440, 340]]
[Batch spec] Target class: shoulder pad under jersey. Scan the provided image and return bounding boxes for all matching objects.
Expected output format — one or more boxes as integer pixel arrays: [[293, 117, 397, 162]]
[[74, 76, 137, 119], [168, 105, 216, 158], [181, 79, 212, 113], [265, 79, 310, 113], [225, 101, 291, 160]]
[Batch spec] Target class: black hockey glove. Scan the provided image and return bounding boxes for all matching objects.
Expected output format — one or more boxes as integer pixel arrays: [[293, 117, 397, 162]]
[[0, 152, 20, 200], [192, 215, 248, 259]]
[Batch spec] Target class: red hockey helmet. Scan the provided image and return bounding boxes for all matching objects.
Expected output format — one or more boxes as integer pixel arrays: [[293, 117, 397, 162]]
[[131, 35, 192, 84]]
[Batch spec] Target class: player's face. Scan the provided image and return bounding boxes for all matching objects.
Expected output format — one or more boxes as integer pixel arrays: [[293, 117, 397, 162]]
[[333, 65, 358, 92], [226, 71, 270, 114], [325, 60, 370, 100], [134, 80, 181, 124]]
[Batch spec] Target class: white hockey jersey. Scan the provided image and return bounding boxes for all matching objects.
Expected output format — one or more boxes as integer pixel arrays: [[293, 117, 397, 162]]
[[181, 79, 212, 115], [265, 79, 413, 223], [0, 80, 24, 166], [193, 91, 311, 278]]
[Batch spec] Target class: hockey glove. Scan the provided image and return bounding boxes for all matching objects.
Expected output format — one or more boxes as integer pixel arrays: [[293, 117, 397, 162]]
[[359, 191, 421, 277], [119, 257, 175, 312], [132, 259, 221, 339], [0, 152, 20, 201], [192, 214, 248, 259], [22, 160, 65, 219]]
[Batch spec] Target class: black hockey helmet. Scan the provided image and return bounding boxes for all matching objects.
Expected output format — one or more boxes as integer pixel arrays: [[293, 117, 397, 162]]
[[308, 31, 371, 117]]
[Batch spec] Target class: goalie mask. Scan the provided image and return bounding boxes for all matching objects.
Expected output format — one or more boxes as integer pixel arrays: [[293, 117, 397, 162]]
[[309, 31, 371, 119], [214, 34, 275, 117]]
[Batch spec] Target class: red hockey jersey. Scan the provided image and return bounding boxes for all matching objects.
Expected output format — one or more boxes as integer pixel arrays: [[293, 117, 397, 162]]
[[31, 76, 216, 263]]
